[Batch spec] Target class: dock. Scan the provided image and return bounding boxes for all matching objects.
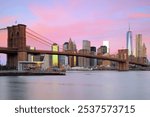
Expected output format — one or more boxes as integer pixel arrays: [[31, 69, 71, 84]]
[[0, 71, 65, 76]]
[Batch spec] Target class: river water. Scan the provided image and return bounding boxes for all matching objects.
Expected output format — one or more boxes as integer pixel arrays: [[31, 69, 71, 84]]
[[0, 71, 150, 100]]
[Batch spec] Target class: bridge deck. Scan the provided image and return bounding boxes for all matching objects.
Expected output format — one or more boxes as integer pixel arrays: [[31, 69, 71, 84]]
[[0, 47, 149, 66]]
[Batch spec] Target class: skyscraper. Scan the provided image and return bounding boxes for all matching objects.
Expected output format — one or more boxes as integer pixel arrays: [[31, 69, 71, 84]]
[[51, 43, 59, 67], [126, 25, 133, 56], [136, 34, 142, 58], [78, 49, 90, 68], [60, 42, 69, 66], [68, 38, 77, 67], [79, 40, 91, 67], [83, 40, 91, 51], [90, 46, 97, 67], [142, 43, 147, 58], [97, 46, 107, 55], [68, 38, 74, 51], [103, 41, 110, 53]]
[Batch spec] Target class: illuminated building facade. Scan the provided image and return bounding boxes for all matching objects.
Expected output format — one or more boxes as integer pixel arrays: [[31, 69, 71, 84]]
[[136, 34, 142, 58], [68, 38, 77, 67], [51, 43, 59, 67]]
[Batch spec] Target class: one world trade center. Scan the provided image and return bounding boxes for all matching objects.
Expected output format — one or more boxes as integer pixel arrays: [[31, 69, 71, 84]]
[[126, 25, 133, 56]]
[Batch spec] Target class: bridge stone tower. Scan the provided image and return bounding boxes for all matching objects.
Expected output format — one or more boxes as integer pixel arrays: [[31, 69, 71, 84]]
[[7, 24, 27, 69], [118, 49, 129, 71]]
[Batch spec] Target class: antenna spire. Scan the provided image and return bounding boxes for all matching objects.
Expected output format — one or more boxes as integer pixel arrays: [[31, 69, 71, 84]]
[[129, 23, 130, 31]]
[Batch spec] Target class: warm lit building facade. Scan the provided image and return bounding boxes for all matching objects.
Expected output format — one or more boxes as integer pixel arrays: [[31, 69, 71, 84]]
[[135, 34, 142, 58], [68, 38, 77, 67], [51, 43, 59, 67]]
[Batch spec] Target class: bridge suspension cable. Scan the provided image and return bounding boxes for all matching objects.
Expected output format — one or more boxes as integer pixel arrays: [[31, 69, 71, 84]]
[[0, 28, 7, 31], [26, 31, 53, 46], [27, 28, 55, 44], [26, 28, 63, 50], [26, 33, 51, 47]]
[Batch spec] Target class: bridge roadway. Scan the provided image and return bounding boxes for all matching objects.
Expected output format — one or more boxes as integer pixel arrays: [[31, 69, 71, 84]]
[[28, 50, 149, 67], [0, 47, 148, 67]]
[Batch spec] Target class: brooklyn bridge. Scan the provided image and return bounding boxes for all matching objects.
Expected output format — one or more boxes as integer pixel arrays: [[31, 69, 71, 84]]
[[0, 24, 149, 71]]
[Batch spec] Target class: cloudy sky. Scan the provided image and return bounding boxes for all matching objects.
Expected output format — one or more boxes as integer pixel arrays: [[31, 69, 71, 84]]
[[0, 0, 150, 63]]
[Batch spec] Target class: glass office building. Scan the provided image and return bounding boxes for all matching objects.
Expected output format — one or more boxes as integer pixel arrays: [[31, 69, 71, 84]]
[[126, 26, 133, 56]]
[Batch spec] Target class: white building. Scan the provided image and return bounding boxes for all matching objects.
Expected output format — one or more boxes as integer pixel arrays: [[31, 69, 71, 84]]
[[103, 41, 110, 54]]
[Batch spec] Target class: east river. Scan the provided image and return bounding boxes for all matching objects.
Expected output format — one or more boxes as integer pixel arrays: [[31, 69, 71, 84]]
[[0, 71, 150, 100]]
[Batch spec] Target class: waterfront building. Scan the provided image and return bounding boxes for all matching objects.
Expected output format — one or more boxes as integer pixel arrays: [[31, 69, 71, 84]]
[[51, 43, 59, 67], [135, 34, 142, 58], [28, 47, 36, 62], [42, 54, 51, 70], [103, 41, 110, 54], [126, 25, 133, 56]]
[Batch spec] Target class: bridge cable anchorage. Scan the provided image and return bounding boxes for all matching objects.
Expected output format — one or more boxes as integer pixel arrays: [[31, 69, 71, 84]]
[[26, 28, 63, 50], [26, 34, 51, 47]]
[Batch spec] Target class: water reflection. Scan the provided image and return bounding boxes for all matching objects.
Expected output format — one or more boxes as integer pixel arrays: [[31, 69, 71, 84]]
[[0, 71, 150, 100]]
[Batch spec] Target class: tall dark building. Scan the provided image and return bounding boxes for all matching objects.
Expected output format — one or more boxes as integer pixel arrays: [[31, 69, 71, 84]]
[[90, 46, 97, 67], [60, 42, 69, 66], [97, 46, 107, 55]]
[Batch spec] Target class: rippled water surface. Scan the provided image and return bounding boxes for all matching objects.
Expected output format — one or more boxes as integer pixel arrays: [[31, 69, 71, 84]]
[[0, 71, 150, 100]]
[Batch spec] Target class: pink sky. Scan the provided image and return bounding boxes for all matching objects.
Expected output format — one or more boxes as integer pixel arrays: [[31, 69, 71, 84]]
[[0, 0, 150, 63]]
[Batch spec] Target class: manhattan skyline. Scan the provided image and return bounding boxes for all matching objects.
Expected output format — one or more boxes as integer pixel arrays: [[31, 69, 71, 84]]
[[0, 0, 150, 61]]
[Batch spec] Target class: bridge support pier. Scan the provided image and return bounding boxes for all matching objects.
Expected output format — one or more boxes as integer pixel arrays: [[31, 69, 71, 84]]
[[7, 54, 18, 69], [7, 24, 27, 69], [118, 49, 129, 71], [18, 52, 27, 62]]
